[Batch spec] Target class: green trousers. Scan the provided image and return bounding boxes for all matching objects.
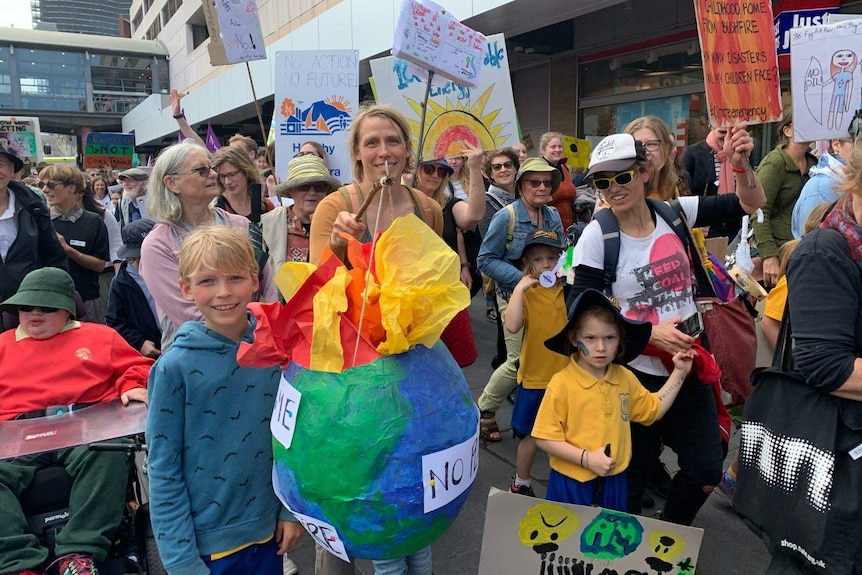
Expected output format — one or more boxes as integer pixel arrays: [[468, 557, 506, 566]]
[[0, 444, 131, 573]]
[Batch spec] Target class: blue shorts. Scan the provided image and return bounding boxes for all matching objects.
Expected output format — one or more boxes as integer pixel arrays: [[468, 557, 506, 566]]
[[511, 385, 545, 438], [546, 468, 628, 511], [203, 538, 282, 575]]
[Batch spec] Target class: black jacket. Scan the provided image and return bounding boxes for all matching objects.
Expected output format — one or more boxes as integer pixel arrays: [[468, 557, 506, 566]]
[[106, 261, 161, 352], [0, 181, 68, 301], [680, 140, 741, 239]]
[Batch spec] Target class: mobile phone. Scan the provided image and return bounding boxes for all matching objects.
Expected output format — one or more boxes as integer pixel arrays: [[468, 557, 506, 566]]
[[262, 168, 273, 178], [677, 312, 704, 338]]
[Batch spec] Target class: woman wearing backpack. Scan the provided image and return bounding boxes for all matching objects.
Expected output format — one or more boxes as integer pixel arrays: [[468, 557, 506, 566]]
[[568, 129, 765, 525]]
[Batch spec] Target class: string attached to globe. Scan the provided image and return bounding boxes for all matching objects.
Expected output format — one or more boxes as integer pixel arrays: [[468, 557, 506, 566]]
[[351, 160, 395, 367]]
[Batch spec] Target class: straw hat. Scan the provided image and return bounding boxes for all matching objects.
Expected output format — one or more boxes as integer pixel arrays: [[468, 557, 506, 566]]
[[273, 155, 341, 197]]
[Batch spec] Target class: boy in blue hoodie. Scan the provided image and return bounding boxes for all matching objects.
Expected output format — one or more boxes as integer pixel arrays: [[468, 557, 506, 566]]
[[146, 226, 303, 575]]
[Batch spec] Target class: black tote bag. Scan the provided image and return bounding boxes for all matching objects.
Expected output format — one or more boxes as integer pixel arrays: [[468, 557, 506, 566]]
[[735, 307, 862, 573]]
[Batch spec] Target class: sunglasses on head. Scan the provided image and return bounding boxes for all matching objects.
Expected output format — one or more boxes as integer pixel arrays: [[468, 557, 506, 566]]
[[491, 161, 514, 171], [18, 305, 63, 313], [523, 178, 553, 189], [420, 164, 450, 178], [592, 170, 635, 191], [294, 183, 330, 193]]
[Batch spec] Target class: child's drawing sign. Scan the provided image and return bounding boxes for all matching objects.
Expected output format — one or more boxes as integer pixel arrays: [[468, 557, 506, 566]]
[[201, 0, 266, 66], [792, 19, 862, 141], [478, 488, 704, 574], [392, 0, 486, 88]]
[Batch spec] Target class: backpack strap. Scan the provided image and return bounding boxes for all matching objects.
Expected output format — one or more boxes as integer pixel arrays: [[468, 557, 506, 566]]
[[339, 184, 366, 216], [504, 203, 516, 252], [405, 186, 439, 230], [593, 208, 621, 291]]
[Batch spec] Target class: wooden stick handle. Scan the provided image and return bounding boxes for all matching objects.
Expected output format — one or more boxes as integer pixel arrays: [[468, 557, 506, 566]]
[[353, 176, 394, 221]]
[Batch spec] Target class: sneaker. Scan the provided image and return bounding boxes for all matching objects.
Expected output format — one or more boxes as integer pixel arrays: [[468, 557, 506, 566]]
[[717, 469, 736, 499], [283, 556, 298, 575], [485, 308, 497, 322], [510, 478, 536, 497], [53, 553, 98, 575]]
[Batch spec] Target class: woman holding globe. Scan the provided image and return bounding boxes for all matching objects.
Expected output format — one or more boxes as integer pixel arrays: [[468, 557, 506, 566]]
[[308, 104, 444, 575]]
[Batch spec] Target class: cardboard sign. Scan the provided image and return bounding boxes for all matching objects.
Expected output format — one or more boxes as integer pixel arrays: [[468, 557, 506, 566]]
[[693, 0, 783, 126], [791, 19, 862, 141], [202, 0, 266, 66], [273, 50, 358, 184], [478, 488, 704, 575], [270, 373, 302, 449], [83, 132, 135, 170], [392, 0, 487, 88], [561, 135, 591, 170], [370, 33, 518, 161], [0, 116, 42, 164], [422, 425, 479, 512]]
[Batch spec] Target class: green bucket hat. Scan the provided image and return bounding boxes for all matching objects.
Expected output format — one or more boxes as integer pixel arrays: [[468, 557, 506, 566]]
[[273, 155, 342, 198], [1, 267, 77, 317], [515, 157, 562, 196]]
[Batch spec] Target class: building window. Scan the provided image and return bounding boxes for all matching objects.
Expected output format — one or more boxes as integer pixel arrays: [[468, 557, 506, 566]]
[[18, 49, 85, 112], [90, 53, 155, 113], [146, 17, 162, 40], [162, 0, 183, 26], [191, 25, 209, 49], [132, 8, 143, 31], [0, 47, 11, 108]]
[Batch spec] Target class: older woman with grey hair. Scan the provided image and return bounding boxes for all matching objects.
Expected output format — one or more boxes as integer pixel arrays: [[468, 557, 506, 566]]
[[140, 142, 278, 348]]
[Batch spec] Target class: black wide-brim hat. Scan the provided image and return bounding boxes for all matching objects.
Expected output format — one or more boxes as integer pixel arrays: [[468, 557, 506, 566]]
[[545, 288, 652, 364]]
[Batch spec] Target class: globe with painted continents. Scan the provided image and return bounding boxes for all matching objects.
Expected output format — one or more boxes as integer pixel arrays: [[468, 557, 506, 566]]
[[272, 342, 479, 561]]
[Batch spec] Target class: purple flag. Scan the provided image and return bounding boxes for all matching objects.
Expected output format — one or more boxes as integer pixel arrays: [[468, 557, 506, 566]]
[[205, 124, 221, 153], [177, 131, 185, 143]]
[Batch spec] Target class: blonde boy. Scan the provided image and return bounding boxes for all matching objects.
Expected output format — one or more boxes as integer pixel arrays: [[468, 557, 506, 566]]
[[147, 227, 302, 575]]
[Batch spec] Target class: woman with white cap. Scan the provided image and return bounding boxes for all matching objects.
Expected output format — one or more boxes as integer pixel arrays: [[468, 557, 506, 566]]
[[262, 154, 341, 272], [568, 127, 765, 525]]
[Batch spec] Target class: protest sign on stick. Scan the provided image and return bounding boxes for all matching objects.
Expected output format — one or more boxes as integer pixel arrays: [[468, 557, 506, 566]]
[[83, 133, 135, 170], [202, 0, 266, 66], [693, 0, 783, 127]]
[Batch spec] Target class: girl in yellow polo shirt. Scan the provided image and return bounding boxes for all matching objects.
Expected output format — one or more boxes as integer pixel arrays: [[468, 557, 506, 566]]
[[533, 289, 693, 510]]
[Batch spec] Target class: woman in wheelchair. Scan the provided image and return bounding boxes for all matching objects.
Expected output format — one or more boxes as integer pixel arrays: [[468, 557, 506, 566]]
[[0, 267, 153, 575]]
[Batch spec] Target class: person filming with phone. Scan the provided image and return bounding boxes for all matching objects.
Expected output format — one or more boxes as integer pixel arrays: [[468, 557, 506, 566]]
[[567, 129, 765, 525]]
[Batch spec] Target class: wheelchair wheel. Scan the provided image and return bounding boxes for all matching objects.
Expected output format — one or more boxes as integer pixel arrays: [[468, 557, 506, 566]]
[[145, 536, 167, 575]]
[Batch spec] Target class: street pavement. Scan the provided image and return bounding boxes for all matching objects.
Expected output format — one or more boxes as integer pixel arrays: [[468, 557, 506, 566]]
[[284, 296, 773, 574]]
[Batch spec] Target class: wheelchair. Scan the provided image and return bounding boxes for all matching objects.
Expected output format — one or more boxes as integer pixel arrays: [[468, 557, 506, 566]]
[[2, 401, 166, 575]]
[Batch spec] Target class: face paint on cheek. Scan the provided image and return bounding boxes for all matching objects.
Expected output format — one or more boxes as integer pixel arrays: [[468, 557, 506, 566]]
[[577, 342, 589, 356]]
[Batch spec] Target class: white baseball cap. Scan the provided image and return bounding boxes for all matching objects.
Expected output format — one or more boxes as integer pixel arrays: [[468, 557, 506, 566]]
[[585, 134, 648, 179]]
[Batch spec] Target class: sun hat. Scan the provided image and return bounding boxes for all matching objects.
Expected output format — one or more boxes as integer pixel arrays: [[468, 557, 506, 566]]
[[273, 155, 341, 197], [584, 133, 649, 180], [545, 288, 651, 363], [0, 146, 23, 173], [118, 168, 149, 181], [1, 267, 77, 317], [117, 218, 157, 259], [418, 158, 454, 176], [515, 157, 562, 195]]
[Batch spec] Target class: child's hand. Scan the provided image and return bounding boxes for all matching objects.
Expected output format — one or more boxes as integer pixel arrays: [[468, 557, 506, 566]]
[[587, 448, 615, 477], [516, 273, 539, 291], [275, 520, 305, 554], [671, 349, 696, 376]]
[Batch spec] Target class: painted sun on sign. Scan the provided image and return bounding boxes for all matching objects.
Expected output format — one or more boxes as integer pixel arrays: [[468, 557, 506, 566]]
[[404, 85, 509, 159]]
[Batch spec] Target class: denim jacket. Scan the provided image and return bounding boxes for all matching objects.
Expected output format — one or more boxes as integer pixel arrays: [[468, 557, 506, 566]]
[[477, 198, 563, 295]]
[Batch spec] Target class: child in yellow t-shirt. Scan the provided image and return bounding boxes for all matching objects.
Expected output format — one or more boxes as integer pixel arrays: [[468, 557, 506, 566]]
[[533, 289, 694, 510], [503, 229, 568, 497]]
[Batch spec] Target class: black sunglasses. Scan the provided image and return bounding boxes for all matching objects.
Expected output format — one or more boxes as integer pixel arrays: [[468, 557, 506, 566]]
[[18, 305, 63, 313], [421, 164, 449, 178], [294, 183, 331, 193]]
